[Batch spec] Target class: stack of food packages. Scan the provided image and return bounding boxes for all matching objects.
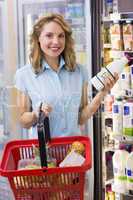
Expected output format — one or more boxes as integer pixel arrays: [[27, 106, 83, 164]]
[[103, 21, 133, 68]]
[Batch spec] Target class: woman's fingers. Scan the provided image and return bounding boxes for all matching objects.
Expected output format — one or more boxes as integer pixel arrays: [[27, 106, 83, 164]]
[[103, 73, 119, 92], [41, 103, 52, 116], [114, 72, 119, 82]]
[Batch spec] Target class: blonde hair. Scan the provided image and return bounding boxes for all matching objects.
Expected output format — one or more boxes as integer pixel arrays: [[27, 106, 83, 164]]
[[29, 13, 76, 73]]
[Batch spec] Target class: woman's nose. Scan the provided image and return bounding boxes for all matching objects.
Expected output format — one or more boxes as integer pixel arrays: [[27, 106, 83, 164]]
[[52, 37, 59, 44]]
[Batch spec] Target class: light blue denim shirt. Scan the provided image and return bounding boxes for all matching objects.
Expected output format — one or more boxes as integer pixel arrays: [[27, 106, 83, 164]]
[[14, 57, 88, 138]]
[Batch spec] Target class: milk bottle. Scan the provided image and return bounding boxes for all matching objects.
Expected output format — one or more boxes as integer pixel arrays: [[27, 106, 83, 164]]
[[91, 57, 128, 91], [112, 97, 123, 137], [126, 151, 133, 191], [120, 66, 131, 92], [123, 100, 133, 136], [112, 148, 129, 193]]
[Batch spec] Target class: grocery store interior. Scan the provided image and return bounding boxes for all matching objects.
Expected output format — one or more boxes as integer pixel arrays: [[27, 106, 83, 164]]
[[0, 0, 133, 200]]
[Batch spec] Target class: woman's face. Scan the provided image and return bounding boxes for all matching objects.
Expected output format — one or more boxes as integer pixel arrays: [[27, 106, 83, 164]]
[[39, 21, 65, 59]]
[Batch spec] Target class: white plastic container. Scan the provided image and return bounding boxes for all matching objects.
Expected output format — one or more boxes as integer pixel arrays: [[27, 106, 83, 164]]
[[112, 98, 123, 137], [91, 57, 128, 91], [123, 100, 133, 136], [112, 149, 129, 193], [120, 71, 131, 91], [126, 151, 133, 191], [130, 65, 133, 89]]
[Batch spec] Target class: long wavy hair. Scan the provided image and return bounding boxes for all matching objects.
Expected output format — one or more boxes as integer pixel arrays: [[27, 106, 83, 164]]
[[29, 13, 76, 73]]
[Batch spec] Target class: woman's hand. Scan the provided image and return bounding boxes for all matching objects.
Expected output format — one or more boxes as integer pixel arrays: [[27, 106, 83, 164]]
[[41, 103, 53, 116], [102, 72, 119, 95]]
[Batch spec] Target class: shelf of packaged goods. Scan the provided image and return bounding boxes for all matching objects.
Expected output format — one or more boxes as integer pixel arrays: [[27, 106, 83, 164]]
[[104, 112, 113, 119], [112, 184, 133, 197], [110, 50, 133, 59], [105, 178, 114, 186], [104, 43, 112, 49], [103, 13, 133, 22], [112, 135, 133, 143], [104, 147, 116, 153]]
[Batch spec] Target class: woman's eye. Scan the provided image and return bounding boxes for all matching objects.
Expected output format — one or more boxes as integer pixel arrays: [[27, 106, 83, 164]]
[[59, 34, 65, 38], [46, 34, 53, 38]]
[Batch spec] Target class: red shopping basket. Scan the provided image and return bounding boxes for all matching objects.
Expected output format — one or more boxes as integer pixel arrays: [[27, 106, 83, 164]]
[[0, 106, 92, 200], [0, 136, 91, 200]]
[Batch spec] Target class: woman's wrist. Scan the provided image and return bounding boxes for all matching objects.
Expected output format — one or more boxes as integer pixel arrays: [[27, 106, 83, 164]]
[[97, 90, 108, 100], [32, 111, 38, 126]]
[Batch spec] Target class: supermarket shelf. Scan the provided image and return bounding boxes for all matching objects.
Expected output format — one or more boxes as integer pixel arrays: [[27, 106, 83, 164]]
[[104, 43, 112, 49], [104, 112, 112, 119], [112, 183, 133, 197], [110, 13, 133, 21], [103, 13, 133, 22], [104, 147, 116, 153], [105, 178, 114, 185], [112, 135, 133, 143]]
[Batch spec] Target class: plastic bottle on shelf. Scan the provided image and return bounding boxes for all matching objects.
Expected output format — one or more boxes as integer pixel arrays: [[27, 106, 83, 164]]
[[120, 65, 131, 92], [123, 21, 133, 51], [106, 0, 113, 15], [126, 150, 133, 191], [130, 64, 133, 91], [104, 94, 114, 112], [112, 97, 123, 138], [90, 56, 129, 91], [112, 147, 129, 193], [123, 99, 133, 137]]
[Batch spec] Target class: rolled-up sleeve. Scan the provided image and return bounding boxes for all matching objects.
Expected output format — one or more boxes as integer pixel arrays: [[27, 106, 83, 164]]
[[80, 65, 89, 84], [14, 70, 27, 94]]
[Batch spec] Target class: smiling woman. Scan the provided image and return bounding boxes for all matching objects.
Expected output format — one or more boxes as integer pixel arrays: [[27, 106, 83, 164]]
[[29, 14, 76, 73], [14, 13, 118, 139]]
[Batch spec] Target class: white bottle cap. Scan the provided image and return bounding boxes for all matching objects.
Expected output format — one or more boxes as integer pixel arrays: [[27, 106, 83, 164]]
[[121, 56, 129, 65]]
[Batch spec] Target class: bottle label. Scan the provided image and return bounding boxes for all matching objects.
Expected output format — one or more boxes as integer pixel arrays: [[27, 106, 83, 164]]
[[127, 169, 133, 183], [113, 105, 119, 113], [123, 128, 133, 136], [124, 106, 130, 115], [97, 69, 109, 83]]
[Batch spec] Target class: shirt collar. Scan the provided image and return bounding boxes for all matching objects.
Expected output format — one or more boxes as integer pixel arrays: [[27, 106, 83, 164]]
[[34, 56, 65, 77], [42, 56, 65, 70]]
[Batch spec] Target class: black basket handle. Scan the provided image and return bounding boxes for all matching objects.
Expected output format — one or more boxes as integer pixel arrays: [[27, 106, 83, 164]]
[[37, 103, 51, 168]]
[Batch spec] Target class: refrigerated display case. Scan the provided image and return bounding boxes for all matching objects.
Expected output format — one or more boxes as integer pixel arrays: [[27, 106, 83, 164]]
[[101, 1, 133, 200]]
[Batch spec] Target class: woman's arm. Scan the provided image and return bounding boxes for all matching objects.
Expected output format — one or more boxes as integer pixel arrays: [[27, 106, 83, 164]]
[[79, 88, 106, 125], [79, 73, 119, 125], [16, 89, 38, 129]]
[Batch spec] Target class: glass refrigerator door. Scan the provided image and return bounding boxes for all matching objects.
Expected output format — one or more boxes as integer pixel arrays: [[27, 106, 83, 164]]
[[16, 0, 93, 199], [0, 2, 17, 199], [17, 0, 87, 67]]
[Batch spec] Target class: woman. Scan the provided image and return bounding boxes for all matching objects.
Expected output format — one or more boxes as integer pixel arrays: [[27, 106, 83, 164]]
[[14, 13, 118, 138]]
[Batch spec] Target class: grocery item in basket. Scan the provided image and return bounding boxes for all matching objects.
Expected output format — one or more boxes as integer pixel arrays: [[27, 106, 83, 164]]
[[32, 144, 57, 168], [68, 141, 85, 155], [59, 150, 85, 167], [18, 158, 41, 170]]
